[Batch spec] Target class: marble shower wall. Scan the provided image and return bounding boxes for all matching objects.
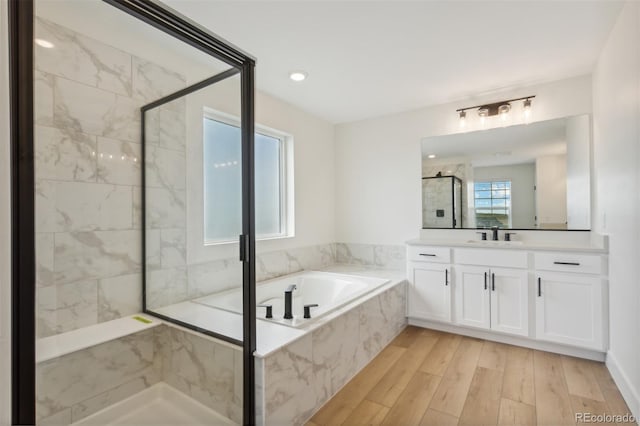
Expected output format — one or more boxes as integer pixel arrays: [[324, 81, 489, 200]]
[[36, 324, 243, 425], [257, 282, 407, 426], [36, 329, 160, 425], [423, 162, 470, 227], [34, 17, 187, 337]]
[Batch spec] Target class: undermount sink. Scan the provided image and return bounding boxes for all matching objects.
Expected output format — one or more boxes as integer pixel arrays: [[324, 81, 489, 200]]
[[465, 239, 525, 246]]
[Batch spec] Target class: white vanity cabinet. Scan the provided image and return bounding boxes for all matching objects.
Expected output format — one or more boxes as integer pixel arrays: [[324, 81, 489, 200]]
[[407, 246, 452, 323], [406, 241, 608, 357], [534, 253, 606, 350], [454, 250, 529, 337]]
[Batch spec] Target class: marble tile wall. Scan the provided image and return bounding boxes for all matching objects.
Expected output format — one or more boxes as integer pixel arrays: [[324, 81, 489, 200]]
[[34, 16, 186, 338], [258, 281, 407, 426], [36, 324, 243, 425], [36, 329, 159, 425], [423, 162, 469, 227], [335, 243, 405, 270], [157, 326, 243, 424]]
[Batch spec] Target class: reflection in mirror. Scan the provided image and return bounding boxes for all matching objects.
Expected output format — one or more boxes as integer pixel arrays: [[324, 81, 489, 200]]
[[421, 115, 591, 230]]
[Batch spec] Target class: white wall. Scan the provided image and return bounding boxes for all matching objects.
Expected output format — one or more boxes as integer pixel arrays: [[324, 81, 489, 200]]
[[474, 163, 536, 229], [566, 115, 591, 228], [335, 75, 592, 245], [592, 1, 640, 418], [535, 155, 567, 228], [0, 0, 11, 423]]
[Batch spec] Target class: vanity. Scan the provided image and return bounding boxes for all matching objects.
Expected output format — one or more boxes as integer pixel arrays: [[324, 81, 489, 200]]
[[406, 238, 608, 360], [415, 113, 607, 360]]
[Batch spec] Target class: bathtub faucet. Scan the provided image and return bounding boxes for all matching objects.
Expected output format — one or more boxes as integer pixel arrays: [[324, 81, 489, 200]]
[[284, 284, 297, 319]]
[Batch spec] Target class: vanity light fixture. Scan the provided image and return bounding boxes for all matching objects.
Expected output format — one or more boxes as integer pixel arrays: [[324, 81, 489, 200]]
[[35, 38, 54, 48], [523, 98, 533, 121], [458, 110, 466, 128], [289, 71, 308, 82], [456, 95, 535, 124]]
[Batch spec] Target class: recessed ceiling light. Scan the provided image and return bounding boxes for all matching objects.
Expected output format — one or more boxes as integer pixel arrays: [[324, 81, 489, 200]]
[[427, 154, 436, 159], [289, 71, 307, 82], [35, 38, 55, 49]]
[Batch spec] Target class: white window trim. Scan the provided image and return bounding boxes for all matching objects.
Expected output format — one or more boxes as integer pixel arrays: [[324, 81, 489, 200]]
[[473, 179, 513, 228], [202, 107, 295, 246]]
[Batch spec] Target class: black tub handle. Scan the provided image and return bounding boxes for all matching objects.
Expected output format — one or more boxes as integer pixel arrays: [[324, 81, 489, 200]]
[[304, 304, 319, 319], [257, 304, 273, 319]]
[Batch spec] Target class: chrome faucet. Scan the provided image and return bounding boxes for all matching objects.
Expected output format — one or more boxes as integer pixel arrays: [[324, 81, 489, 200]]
[[284, 284, 297, 319], [491, 226, 499, 241]]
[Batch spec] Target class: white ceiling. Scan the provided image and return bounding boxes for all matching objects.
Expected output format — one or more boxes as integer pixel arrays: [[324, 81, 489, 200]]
[[164, 0, 623, 123]]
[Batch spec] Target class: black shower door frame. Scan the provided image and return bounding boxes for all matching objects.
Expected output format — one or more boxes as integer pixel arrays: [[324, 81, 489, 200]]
[[9, 0, 257, 424]]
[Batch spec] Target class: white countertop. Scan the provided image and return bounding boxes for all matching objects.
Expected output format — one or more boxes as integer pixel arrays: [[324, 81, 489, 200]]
[[406, 238, 608, 254]]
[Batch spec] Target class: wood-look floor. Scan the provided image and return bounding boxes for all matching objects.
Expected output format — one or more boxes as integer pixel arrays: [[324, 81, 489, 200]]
[[307, 326, 631, 426]]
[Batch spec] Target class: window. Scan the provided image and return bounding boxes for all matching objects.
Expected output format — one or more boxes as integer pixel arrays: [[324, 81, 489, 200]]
[[203, 113, 292, 244], [474, 180, 511, 228]]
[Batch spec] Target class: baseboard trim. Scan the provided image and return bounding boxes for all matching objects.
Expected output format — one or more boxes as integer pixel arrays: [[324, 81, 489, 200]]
[[606, 351, 640, 423], [409, 318, 606, 361]]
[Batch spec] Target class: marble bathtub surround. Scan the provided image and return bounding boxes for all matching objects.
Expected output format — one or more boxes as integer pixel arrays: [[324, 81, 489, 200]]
[[257, 275, 407, 426], [34, 15, 186, 338]]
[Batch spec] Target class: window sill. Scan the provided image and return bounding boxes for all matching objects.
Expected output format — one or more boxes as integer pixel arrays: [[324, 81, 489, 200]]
[[204, 233, 295, 247]]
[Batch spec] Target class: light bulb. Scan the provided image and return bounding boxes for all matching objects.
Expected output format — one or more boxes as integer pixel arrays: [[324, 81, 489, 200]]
[[498, 104, 511, 122], [289, 71, 308, 82], [458, 110, 467, 129], [523, 99, 532, 122]]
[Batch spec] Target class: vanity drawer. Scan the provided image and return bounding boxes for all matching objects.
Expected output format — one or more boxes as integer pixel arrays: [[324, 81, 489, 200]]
[[534, 252, 602, 274], [454, 248, 528, 269], [408, 246, 451, 263]]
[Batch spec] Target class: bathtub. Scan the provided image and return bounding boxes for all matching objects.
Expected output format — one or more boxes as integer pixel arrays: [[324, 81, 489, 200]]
[[193, 271, 390, 327]]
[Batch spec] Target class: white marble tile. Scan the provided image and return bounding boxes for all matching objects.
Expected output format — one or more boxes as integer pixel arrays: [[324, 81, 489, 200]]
[[145, 145, 186, 190], [145, 229, 161, 270], [373, 244, 406, 270], [37, 280, 98, 338], [35, 70, 55, 127], [312, 308, 360, 399], [98, 274, 142, 322], [161, 228, 186, 268], [144, 107, 160, 146], [38, 407, 71, 426], [47, 182, 132, 231], [35, 17, 133, 97], [335, 242, 375, 266], [70, 376, 150, 423], [162, 327, 239, 421], [36, 329, 157, 420], [96, 137, 141, 186], [54, 230, 141, 285], [264, 334, 316, 426], [132, 186, 142, 230], [36, 232, 55, 288], [158, 99, 186, 151], [35, 125, 98, 183], [145, 187, 186, 229], [132, 57, 186, 102], [36, 180, 58, 233], [187, 259, 242, 298], [54, 77, 140, 143], [146, 267, 188, 309]]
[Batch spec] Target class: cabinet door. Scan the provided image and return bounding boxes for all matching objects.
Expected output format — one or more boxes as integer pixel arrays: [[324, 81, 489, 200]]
[[535, 271, 603, 350], [455, 265, 490, 330], [490, 268, 529, 337], [408, 263, 451, 322]]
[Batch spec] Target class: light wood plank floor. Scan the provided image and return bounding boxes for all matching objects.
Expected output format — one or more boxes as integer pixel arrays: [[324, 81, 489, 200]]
[[308, 326, 631, 426]]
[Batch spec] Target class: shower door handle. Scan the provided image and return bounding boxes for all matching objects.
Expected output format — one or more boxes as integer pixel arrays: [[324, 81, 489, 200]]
[[239, 234, 249, 262]]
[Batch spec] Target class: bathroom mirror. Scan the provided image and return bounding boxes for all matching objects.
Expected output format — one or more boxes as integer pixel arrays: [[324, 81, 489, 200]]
[[421, 114, 591, 230]]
